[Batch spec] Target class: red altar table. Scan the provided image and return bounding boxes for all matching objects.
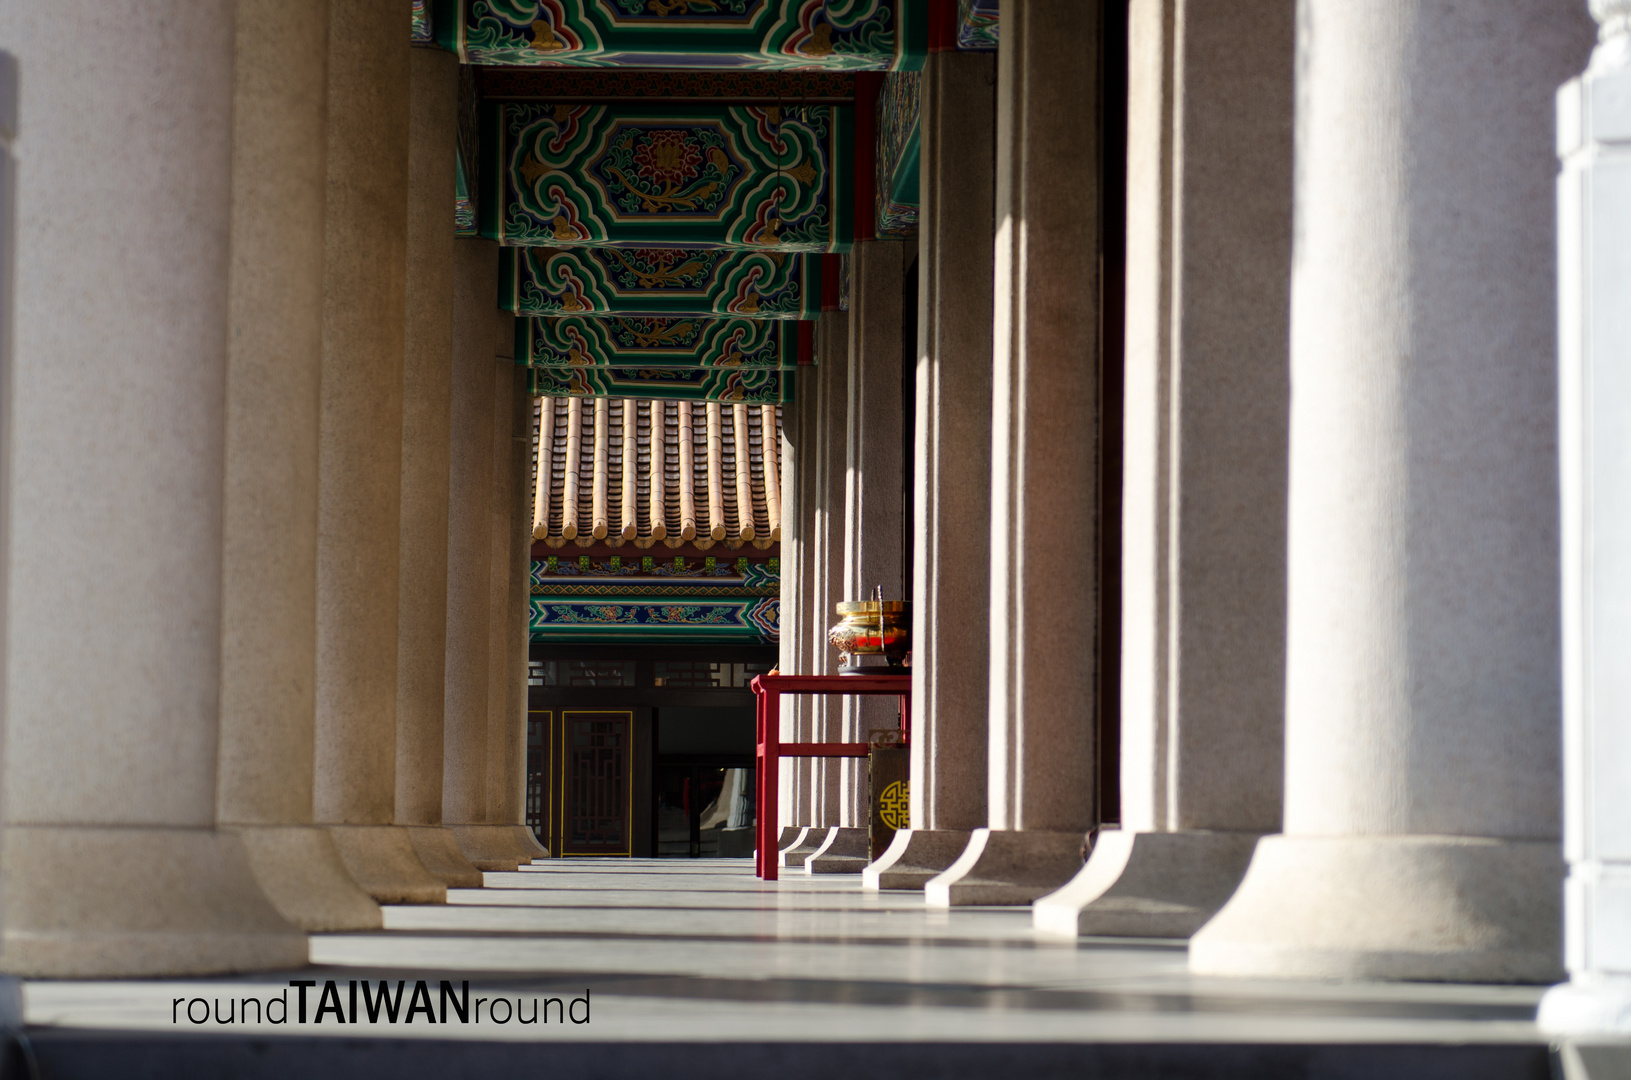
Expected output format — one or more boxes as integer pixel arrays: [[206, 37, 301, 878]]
[[749, 673, 912, 881]]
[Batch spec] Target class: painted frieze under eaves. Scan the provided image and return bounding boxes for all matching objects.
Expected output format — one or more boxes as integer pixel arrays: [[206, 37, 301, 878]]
[[529, 364, 790, 403], [875, 70, 919, 238], [455, 66, 481, 235], [502, 248, 820, 318], [956, 0, 997, 51], [517, 315, 806, 368], [481, 101, 853, 251], [530, 594, 779, 643], [435, 0, 926, 72], [533, 554, 779, 594]]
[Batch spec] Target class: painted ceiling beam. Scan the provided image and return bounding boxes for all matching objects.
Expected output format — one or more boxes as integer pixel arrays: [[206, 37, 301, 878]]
[[956, 0, 997, 51], [516, 315, 812, 368], [502, 247, 824, 318], [433, 0, 927, 72], [875, 70, 920, 238], [480, 101, 854, 250], [529, 364, 791, 403]]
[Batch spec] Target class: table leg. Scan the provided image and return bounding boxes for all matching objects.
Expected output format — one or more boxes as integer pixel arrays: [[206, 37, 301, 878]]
[[763, 688, 780, 882], [754, 690, 766, 877]]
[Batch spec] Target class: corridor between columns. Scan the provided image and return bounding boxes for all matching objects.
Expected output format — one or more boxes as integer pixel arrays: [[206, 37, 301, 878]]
[[0, 0, 1627, 1072]]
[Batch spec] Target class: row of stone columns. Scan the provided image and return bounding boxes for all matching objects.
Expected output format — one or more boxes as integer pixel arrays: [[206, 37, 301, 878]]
[[0, 2, 543, 976], [777, 0, 1613, 996]]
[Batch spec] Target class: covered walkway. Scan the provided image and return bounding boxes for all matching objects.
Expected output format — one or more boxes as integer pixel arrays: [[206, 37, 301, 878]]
[[17, 861, 1557, 1077]]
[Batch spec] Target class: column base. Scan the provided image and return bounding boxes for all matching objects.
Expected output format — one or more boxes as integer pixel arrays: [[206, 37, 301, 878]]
[[326, 825, 446, 905], [449, 824, 531, 871], [780, 827, 831, 869], [406, 826, 485, 888], [231, 824, 383, 931], [806, 827, 869, 874], [776, 826, 807, 855], [862, 829, 972, 891], [925, 828, 1086, 908], [0, 825, 308, 977], [508, 824, 550, 862], [1033, 829, 1259, 938], [1190, 834, 1564, 982], [1540, 978, 1631, 1036]]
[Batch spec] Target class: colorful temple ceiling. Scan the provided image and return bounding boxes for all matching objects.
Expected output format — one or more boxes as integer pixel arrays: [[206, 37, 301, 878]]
[[433, 0, 927, 72], [480, 101, 853, 250], [502, 247, 822, 318]]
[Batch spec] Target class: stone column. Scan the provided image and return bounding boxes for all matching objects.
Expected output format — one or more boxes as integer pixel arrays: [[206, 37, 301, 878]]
[[397, 45, 483, 890], [781, 311, 851, 870], [313, 0, 445, 905], [865, 51, 996, 892], [1539, 0, 1631, 1033], [1034, 0, 1294, 938], [927, 0, 1104, 908], [217, 0, 384, 931], [445, 240, 519, 871], [775, 365, 810, 853], [505, 364, 550, 860], [0, 1, 306, 975], [1191, 0, 1593, 981], [806, 241, 907, 875]]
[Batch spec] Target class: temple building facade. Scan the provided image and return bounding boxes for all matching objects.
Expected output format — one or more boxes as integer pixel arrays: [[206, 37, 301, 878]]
[[2, 0, 1631, 1057]]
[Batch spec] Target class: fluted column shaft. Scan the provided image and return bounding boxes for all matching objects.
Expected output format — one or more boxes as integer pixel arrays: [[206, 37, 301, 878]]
[[444, 239, 523, 871], [397, 45, 483, 889], [1541, 0, 1631, 1034], [1035, 0, 1295, 938], [864, 51, 997, 892], [217, 0, 383, 931], [0, 0, 304, 975], [776, 369, 812, 840], [313, 0, 444, 905], [444, 241, 497, 836], [504, 365, 548, 859], [837, 239, 906, 828], [778, 312, 850, 871], [927, 0, 1104, 908], [1192, 0, 1593, 982]]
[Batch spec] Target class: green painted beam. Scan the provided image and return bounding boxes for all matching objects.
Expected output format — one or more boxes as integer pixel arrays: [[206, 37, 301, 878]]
[[531, 594, 779, 643], [480, 101, 853, 251], [528, 364, 793, 403], [516, 315, 808, 368], [501, 247, 821, 318], [434, 0, 925, 72]]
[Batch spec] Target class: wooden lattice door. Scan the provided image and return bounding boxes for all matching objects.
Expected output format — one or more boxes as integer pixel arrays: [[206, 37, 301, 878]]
[[562, 710, 632, 855]]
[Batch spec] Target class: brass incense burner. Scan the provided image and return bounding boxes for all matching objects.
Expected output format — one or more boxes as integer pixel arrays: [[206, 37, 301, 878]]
[[829, 596, 911, 675]]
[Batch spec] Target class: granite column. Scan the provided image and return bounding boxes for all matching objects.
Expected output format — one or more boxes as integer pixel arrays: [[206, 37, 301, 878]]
[[805, 242, 907, 875], [0, 0, 306, 974], [217, 0, 384, 931], [781, 311, 851, 870], [1035, 0, 1294, 937], [397, 45, 483, 889], [927, 0, 1105, 907], [445, 240, 519, 871], [866, 51, 997, 892], [312, 0, 445, 905], [1191, 0, 1593, 981]]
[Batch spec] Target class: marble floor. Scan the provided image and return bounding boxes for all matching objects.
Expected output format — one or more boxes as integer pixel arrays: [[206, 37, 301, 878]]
[[22, 857, 1551, 1041]]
